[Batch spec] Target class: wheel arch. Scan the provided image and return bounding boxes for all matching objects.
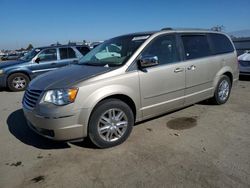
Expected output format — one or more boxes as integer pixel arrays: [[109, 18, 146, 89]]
[[222, 71, 233, 84], [78, 86, 140, 138], [93, 94, 137, 120], [213, 66, 234, 88], [7, 71, 31, 83]]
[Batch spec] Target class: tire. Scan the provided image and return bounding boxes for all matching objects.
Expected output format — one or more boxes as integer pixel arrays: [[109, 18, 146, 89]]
[[7, 73, 30, 92], [88, 99, 134, 148], [210, 75, 232, 105]]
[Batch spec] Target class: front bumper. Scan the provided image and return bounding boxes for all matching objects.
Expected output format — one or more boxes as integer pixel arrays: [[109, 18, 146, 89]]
[[239, 71, 250, 76], [0, 74, 6, 88], [23, 106, 87, 141], [239, 62, 250, 75]]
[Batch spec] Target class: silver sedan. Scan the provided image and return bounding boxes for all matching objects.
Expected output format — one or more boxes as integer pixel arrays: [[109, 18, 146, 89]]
[[238, 51, 250, 75]]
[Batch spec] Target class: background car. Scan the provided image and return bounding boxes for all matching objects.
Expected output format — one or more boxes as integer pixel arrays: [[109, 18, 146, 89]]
[[238, 51, 250, 75], [0, 44, 90, 91], [1, 53, 21, 61], [89, 41, 103, 49]]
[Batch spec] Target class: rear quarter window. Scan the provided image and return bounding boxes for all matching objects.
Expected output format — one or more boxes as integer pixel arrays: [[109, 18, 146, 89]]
[[209, 33, 234, 55], [76, 47, 90, 56], [181, 35, 212, 60], [59, 47, 76, 59]]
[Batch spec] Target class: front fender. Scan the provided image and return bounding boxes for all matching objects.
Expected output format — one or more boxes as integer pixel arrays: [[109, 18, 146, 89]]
[[85, 84, 139, 110], [6, 67, 32, 79], [76, 83, 141, 136]]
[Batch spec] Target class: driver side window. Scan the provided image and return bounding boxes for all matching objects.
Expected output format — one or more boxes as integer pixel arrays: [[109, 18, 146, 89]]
[[141, 35, 180, 65], [38, 49, 57, 62]]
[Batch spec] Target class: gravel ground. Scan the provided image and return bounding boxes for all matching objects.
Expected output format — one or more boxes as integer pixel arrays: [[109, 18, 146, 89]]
[[0, 78, 250, 188]]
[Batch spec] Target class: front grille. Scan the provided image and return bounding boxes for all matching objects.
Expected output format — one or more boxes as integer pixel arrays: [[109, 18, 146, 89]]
[[239, 60, 250, 67], [23, 89, 43, 109]]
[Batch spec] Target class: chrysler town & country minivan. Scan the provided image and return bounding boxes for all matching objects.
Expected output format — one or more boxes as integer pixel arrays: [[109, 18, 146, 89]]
[[22, 28, 239, 148]]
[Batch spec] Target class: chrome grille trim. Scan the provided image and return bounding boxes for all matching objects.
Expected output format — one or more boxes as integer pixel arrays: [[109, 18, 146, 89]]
[[239, 60, 250, 67], [23, 89, 43, 109]]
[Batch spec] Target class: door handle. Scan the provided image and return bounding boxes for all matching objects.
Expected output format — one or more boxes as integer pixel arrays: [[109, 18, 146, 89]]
[[187, 65, 196, 71], [174, 68, 184, 73], [50, 62, 57, 65]]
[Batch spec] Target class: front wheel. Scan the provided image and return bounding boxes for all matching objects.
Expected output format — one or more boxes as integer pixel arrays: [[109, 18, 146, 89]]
[[210, 75, 232, 105], [88, 99, 134, 148], [7, 73, 30, 91]]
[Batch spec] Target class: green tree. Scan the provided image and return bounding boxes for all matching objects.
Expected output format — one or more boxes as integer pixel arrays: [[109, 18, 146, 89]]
[[26, 44, 34, 51]]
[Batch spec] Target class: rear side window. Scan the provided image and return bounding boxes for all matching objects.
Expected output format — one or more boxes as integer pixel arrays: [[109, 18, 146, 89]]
[[209, 33, 234, 55], [181, 35, 211, 60], [76, 46, 90, 55], [59, 48, 76, 59]]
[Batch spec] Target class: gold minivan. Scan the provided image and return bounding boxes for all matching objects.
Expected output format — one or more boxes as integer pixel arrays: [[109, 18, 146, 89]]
[[22, 28, 239, 148]]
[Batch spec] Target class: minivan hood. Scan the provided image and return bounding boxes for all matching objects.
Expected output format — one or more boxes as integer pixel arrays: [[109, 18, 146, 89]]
[[0, 60, 25, 69], [29, 64, 112, 90]]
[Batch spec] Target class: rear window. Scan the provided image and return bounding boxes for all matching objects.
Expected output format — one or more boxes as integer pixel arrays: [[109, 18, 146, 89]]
[[209, 33, 234, 55], [59, 48, 76, 59], [181, 35, 211, 60], [76, 46, 90, 55]]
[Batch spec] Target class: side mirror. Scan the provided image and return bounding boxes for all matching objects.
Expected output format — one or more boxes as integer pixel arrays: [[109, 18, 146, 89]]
[[72, 60, 79, 64], [35, 57, 40, 64], [138, 55, 159, 68]]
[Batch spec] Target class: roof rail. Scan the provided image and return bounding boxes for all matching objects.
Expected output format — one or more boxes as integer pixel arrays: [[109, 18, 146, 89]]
[[50, 43, 62, 46], [161, 27, 212, 32], [161, 27, 173, 31]]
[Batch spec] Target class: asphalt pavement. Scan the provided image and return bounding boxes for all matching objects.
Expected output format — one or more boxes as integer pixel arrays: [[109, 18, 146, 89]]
[[0, 78, 250, 188]]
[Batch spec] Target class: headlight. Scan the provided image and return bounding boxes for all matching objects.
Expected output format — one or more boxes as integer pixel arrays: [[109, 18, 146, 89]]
[[43, 88, 78, 105], [0, 69, 4, 75]]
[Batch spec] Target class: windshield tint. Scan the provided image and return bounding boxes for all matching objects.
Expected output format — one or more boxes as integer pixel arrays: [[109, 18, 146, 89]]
[[79, 35, 150, 67], [20, 48, 41, 61]]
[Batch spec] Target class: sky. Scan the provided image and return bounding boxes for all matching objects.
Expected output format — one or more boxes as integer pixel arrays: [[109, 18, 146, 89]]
[[0, 0, 250, 50]]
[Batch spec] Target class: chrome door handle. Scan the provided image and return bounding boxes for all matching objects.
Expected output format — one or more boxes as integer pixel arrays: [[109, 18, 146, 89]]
[[174, 68, 184, 73], [187, 65, 196, 70]]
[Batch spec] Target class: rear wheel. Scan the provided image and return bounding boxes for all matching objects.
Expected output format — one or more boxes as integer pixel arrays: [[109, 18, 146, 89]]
[[7, 73, 30, 91], [88, 99, 134, 148], [210, 75, 231, 105]]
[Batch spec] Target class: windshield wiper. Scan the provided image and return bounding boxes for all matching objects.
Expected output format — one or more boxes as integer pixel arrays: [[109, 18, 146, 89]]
[[83, 61, 122, 67], [84, 62, 103, 66]]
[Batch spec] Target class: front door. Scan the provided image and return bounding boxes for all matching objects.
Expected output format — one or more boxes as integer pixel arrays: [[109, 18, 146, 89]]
[[29, 48, 58, 77], [138, 34, 186, 119]]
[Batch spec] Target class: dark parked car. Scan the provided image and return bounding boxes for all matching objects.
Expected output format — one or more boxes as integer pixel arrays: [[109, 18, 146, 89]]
[[0, 45, 90, 91], [1, 53, 21, 61]]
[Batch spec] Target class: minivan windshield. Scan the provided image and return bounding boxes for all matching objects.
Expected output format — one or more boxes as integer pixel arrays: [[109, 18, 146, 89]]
[[20, 48, 41, 61], [79, 35, 150, 67]]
